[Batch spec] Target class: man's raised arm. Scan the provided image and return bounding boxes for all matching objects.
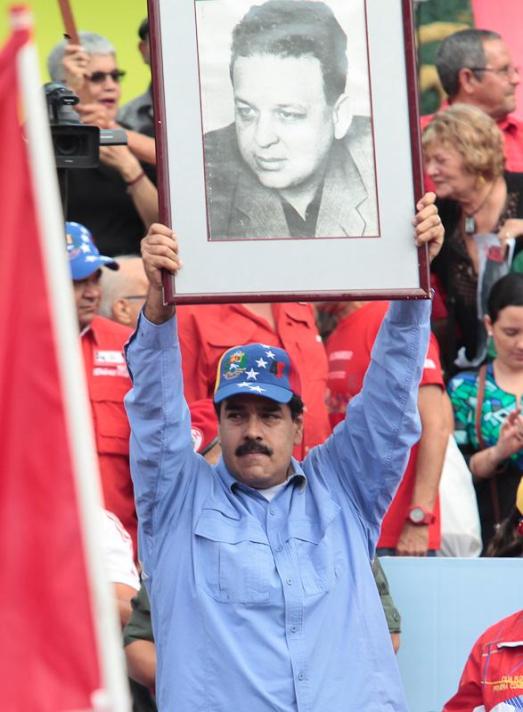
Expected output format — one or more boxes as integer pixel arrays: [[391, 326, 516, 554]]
[[318, 193, 444, 542], [124, 225, 195, 568]]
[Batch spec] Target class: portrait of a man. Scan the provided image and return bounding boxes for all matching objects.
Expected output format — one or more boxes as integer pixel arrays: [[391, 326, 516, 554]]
[[197, 0, 379, 241]]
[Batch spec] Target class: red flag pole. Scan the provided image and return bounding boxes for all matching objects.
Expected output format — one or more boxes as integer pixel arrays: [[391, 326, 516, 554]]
[[5, 5, 131, 710]]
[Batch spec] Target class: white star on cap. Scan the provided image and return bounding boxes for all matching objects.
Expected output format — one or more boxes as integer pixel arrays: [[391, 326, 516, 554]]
[[238, 382, 251, 388], [248, 385, 265, 393], [265, 350, 275, 359], [256, 358, 268, 368], [80, 244, 91, 253], [246, 368, 258, 380]]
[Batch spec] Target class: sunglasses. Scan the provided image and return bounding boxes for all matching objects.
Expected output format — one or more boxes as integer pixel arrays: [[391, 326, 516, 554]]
[[85, 69, 126, 84]]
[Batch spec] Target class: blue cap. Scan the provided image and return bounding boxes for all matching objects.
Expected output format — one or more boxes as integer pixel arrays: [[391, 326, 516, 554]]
[[66, 222, 119, 280], [213, 343, 301, 404]]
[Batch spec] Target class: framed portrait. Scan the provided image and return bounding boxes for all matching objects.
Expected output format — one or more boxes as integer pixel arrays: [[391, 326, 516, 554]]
[[148, 0, 429, 303]]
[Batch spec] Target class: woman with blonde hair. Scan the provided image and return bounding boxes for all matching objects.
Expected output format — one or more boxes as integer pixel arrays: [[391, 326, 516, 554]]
[[423, 103, 523, 372]]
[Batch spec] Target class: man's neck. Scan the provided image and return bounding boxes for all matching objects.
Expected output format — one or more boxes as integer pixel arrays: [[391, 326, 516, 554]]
[[450, 94, 509, 124], [278, 166, 327, 218]]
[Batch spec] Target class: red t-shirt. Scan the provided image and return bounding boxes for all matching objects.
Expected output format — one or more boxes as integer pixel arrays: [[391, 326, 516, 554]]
[[177, 303, 331, 459], [326, 301, 444, 549], [444, 610, 523, 712], [81, 316, 137, 556]]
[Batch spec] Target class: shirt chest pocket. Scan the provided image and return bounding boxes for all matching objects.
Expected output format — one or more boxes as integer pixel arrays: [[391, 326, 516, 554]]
[[288, 504, 343, 597], [89, 376, 131, 455], [194, 509, 278, 605]]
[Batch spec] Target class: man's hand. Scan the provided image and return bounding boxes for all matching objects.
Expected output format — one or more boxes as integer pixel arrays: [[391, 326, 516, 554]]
[[76, 102, 115, 129], [396, 521, 429, 556], [413, 192, 444, 263], [141, 223, 182, 324], [99, 145, 141, 181], [62, 43, 89, 94]]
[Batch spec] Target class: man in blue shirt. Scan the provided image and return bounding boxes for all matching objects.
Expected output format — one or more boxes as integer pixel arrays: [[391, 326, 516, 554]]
[[125, 194, 443, 711]]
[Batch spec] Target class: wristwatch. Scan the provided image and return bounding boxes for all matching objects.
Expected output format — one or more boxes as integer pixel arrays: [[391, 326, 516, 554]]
[[407, 505, 435, 526]]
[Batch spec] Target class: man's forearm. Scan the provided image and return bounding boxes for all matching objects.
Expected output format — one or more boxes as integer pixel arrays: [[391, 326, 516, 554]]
[[411, 386, 450, 510], [128, 174, 159, 228], [144, 286, 175, 324], [125, 129, 156, 165]]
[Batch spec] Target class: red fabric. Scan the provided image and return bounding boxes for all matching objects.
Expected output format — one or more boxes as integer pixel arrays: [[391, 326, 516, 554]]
[[81, 316, 137, 555], [190, 398, 219, 454], [0, 28, 101, 710], [325, 302, 444, 549], [177, 303, 331, 458], [444, 610, 523, 711]]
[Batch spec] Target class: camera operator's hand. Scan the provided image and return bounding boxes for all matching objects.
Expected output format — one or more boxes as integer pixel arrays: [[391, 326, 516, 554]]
[[62, 44, 89, 94], [76, 102, 116, 130], [99, 145, 140, 180], [100, 146, 159, 228]]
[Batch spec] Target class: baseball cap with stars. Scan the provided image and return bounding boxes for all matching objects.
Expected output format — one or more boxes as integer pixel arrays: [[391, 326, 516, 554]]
[[213, 343, 301, 404], [66, 221, 118, 281]]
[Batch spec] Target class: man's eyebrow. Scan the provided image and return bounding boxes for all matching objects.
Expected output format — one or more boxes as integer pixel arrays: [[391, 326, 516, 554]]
[[234, 96, 307, 111], [259, 403, 283, 413], [224, 401, 247, 412]]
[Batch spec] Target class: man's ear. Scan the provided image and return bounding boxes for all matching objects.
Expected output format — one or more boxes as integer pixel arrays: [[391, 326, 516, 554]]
[[112, 298, 133, 327], [332, 94, 352, 140], [293, 414, 304, 446], [457, 67, 481, 97]]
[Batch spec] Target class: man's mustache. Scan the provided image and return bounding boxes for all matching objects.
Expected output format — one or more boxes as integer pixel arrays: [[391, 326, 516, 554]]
[[235, 439, 273, 457]]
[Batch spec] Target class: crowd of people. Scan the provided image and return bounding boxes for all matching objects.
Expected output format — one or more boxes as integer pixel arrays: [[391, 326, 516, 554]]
[[53, 9, 522, 711]]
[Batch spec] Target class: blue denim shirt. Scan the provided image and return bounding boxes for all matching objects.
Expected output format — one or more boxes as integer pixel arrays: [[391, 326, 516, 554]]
[[125, 299, 430, 712]]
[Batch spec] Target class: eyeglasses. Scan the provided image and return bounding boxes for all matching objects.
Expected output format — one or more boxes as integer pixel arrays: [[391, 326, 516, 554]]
[[122, 294, 147, 300], [468, 65, 520, 79], [85, 69, 126, 84]]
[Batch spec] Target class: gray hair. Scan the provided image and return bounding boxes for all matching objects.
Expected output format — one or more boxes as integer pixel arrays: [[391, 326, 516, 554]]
[[99, 255, 142, 318], [47, 31, 116, 82], [436, 29, 501, 98]]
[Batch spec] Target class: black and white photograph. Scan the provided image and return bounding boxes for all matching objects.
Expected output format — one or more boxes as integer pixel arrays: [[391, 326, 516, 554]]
[[150, 0, 427, 302], [195, 0, 379, 241]]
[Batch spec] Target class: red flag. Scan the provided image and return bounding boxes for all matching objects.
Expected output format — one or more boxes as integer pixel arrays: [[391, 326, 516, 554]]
[[0, 20, 102, 711]]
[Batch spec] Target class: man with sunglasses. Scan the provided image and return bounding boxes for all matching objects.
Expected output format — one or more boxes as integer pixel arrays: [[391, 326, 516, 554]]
[[47, 33, 159, 256], [421, 29, 523, 172]]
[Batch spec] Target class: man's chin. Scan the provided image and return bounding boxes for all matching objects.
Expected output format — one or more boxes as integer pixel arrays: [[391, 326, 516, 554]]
[[253, 172, 293, 191], [233, 455, 271, 483]]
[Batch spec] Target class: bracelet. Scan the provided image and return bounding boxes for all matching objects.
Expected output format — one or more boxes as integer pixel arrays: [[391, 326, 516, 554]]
[[125, 170, 145, 188]]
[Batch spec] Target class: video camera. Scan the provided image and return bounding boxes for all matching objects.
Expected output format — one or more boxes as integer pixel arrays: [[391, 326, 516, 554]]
[[45, 82, 127, 169]]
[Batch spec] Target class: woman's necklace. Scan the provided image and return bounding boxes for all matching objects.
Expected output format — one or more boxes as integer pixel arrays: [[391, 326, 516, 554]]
[[463, 179, 498, 235]]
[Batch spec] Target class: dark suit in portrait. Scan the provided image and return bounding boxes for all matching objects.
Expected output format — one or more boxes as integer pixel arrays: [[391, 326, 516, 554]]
[[203, 116, 378, 240]]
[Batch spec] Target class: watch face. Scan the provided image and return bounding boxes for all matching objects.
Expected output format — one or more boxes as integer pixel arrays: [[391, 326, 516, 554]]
[[409, 507, 425, 524]]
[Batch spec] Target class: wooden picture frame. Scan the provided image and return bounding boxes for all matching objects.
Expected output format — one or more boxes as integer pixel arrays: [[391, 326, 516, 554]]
[[148, 0, 429, 303]]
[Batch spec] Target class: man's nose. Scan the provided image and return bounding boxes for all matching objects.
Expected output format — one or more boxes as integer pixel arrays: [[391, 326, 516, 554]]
[[83, 283, 101, 298], [254, 114, 278, 148], [244, 414, 263, 439]]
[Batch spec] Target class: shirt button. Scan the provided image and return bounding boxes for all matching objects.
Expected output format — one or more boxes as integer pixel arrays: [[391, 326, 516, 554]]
[[275, 545, 283, 553], [290, 625, 297, 633], [298, 672, 305, 681], [269, 508, 276, 516], [286, 578, 292, 585]]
